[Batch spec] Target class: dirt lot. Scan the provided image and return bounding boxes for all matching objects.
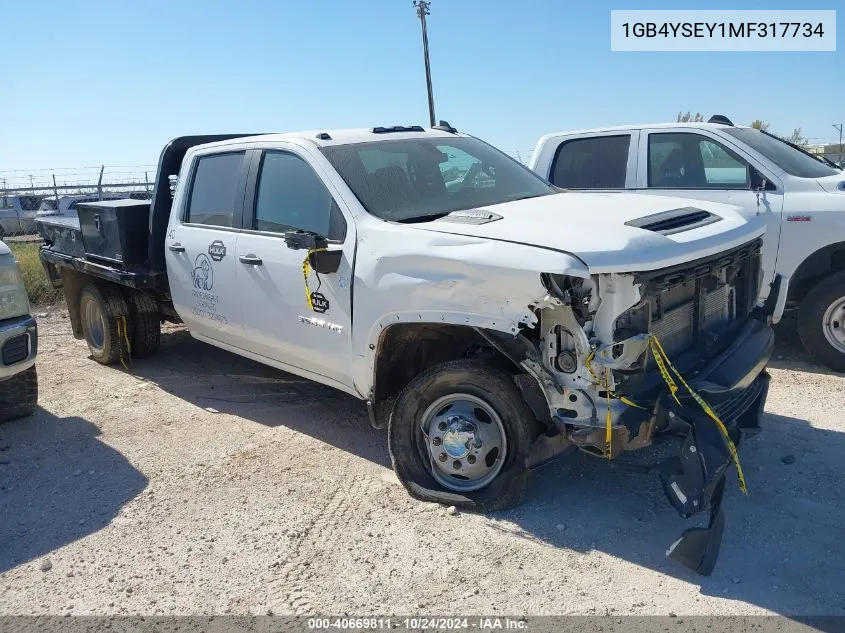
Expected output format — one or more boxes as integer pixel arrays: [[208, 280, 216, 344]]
[[1, 313, 844, 616]]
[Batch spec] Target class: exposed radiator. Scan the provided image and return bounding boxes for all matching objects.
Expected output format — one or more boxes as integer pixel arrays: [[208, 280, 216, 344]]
[[615, 239, 762, 365]]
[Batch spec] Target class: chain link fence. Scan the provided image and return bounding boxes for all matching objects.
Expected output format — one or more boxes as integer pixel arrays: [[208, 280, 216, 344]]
[[1, 166, 155, 310]]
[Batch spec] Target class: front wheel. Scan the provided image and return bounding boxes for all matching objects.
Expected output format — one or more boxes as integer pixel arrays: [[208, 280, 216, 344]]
[[388, 359, 537, 512], [798, 272, 845, 373]]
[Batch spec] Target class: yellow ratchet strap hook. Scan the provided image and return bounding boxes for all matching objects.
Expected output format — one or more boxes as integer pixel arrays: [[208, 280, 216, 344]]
[[648, 334, 747, 495]]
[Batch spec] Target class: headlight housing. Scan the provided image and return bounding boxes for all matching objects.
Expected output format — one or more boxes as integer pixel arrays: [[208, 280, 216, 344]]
[[0, 253, 30, 320]]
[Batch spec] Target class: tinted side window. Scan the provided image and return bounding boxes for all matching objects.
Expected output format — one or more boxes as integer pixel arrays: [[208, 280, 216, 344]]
[[253, 151, 346, 240], [186, 152, 246, 227], [649, 133, 748, 189], [550, 135, 630, 189]]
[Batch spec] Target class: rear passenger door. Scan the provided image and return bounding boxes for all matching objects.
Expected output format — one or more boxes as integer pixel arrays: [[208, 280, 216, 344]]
[[635, 129, 784, 292], [539, 132, 638, 190], [165, 150, 249, 348], [235, 145, 356, 391]]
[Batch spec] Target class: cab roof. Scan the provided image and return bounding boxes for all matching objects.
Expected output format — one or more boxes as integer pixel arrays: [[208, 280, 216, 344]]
[[542, 121, 751, 137], [195, 127, 465, 152]]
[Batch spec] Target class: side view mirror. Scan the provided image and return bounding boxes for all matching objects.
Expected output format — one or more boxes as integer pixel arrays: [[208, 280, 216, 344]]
[[284, 230, 327, 251], [309, 249, 342, 274], [748, 166, 770, 192]]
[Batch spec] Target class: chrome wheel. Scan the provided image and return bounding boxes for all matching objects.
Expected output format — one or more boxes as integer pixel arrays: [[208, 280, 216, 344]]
[[420, 393, 507, 492], [83, 296, 106, 353], [822, 295, 845, 354]]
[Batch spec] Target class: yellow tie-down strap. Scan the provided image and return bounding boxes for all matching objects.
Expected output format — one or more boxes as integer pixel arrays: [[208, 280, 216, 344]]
[[588, 336, 747, 494], [301, 248, 327, 312], [117, 315, 132, 371]]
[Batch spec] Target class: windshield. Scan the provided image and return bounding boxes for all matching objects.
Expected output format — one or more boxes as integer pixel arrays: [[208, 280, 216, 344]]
[[723, 128, 839, 178], [320, 136, 555, 222]]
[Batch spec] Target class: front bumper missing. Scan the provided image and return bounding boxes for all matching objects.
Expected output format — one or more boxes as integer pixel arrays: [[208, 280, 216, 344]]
[[655, 312, 774, 575], [658, 371, 769, 575]]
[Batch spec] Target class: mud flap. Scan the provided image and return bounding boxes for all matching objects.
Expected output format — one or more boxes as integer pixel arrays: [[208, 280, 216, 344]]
[[656, 406, 734, 575]]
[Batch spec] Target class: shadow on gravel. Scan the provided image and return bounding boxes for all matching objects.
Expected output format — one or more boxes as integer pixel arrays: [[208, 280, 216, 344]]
[[492, 407, 845, 615], [0, 411, 147, 574], [129, 328, 388, 468], [126, 326, 844, 615], [768, 315, 845, 378]]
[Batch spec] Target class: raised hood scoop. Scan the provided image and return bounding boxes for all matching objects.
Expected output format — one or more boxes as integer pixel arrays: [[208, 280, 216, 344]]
[[624, 207, 721, 236]]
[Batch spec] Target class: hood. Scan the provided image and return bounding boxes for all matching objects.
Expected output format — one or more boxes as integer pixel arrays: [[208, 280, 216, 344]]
[[817, 173, 845, 194], [414, 192, 767, 273]]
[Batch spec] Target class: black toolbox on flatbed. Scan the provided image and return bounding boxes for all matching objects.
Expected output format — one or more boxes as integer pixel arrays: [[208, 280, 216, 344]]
[[35, 200, 152, 267], [76, 199, 151, 266]]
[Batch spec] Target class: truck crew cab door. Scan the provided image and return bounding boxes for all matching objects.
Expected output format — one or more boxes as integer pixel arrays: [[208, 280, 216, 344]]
[[165, 150, 249, 348], [234, 146, 357, 393], [634, 129, 784, 295]]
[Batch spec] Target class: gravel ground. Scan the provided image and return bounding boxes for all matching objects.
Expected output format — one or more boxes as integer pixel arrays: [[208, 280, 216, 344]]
[[1, 312, 844, 616]]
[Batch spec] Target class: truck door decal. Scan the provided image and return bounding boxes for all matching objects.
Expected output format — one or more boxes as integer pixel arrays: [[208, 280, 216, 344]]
[[208, 240, 227, 261], [192, 253, 214, 291], [188, 251, 228, 326]]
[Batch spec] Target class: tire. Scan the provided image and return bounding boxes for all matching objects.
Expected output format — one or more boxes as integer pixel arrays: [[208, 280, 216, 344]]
[[0, 366, 38, 423], [79, 283, 130, 365], [798, 271, 845, 373], [126, 291, 161, 358], [388, 359, 537, 512]]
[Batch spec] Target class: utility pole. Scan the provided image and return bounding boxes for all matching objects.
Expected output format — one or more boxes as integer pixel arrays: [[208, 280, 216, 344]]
[[834, 123, 843, 166], [413, 0, 436, 127]]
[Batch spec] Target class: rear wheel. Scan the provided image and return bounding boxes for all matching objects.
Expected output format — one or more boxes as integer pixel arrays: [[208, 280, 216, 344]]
[[0, 366, 38, 423], [388, 359, 537, 512], [798, 272, 845, 373], [79, 283, 130, 365], [126, 291, 161, 358]]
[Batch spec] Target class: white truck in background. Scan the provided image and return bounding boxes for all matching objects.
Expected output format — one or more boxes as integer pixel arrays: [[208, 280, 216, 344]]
[[36, 192, 143, 219], [531, 115, 845, 371], [0, 240, 39, 421], [36, 125, 778, 575], [0, 195, 42, 238]]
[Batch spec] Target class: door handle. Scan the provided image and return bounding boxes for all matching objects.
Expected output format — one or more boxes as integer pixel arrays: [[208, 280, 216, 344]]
[[168, 242, 185, 253], [239, 254, 263, 266]]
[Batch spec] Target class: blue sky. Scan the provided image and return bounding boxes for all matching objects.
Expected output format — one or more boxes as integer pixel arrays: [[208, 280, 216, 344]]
[[0, 0, 842, 175]]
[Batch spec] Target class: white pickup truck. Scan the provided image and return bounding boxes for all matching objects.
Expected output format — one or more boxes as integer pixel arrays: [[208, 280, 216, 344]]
[[531, 116, 845, 370], [36, 126, 777, 575], [0, 240, 39, 422]]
